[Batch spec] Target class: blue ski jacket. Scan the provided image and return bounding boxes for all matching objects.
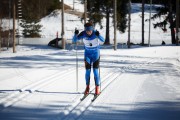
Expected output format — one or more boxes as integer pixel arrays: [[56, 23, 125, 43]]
[[72, 30, 105, 63]]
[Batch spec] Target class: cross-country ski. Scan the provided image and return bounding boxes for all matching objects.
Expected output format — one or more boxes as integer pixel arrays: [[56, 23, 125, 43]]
[[91, 94, 100, 102], [80, 94, 89, 101]]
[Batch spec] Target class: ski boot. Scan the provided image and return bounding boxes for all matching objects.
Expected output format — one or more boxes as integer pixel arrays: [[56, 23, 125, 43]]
[[95, 85, 100, 95], [80, 85, 90, 101], [84, 85, 90, 95], [91, 85, 101, 102]]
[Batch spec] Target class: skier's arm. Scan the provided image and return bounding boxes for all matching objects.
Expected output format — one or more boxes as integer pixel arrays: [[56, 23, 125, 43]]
[[97, 35, 105, 43], [95, 30, 105, 43], [72, 31, 84, 43], [72, 35, 78, 43]]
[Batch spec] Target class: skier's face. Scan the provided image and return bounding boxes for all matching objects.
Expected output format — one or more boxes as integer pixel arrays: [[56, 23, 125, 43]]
[[86, 30, 93, 36]]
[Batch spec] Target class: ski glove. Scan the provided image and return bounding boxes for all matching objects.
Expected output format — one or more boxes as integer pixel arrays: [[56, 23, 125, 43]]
[[95, 31, 99, 36], [75, 30, 79, 35]]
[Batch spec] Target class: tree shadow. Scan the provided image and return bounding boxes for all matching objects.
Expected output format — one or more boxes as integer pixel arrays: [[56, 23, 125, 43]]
[[0, 102, 66, 120], [34, 90, 81, 95], [0, 100, 179, 120], [80, 101, 180, 120]]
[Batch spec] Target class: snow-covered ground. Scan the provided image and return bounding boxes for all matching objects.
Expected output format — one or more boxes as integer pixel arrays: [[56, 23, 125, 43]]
[[64, 0, 84, 12], [0, 44, 180, 120], [1, 2, 180, 120]]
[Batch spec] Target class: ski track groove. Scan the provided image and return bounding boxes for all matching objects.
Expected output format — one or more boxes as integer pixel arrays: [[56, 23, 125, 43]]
[[57, 57, 157, 120], [174, 63, 180, 73], [59, 70, 121, 120], [77, 58, 158, 120], [0, 67, 32, 82], [0, 65, 83, 111], [0, 64, 64, 82], [0, 49, 83, 110], [0, 53, 158, 118], [14, 68, 32, 83]]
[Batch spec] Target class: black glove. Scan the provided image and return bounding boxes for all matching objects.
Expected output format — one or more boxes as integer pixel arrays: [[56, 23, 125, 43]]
[[75, 29, 79, 35], [95, 30, 99, 36]]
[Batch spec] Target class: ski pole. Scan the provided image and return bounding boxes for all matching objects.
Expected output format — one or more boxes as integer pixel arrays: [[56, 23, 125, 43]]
[[99, 57, 101, 92], [76, 42, 78, 92], [75, 27, 79, 93]]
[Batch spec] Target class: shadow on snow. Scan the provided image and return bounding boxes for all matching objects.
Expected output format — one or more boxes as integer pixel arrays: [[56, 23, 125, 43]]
[[0, 100, 180, 120]]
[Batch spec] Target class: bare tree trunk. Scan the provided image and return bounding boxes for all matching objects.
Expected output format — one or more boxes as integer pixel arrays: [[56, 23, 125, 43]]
[[128, 0, 131, 48], [0, 2, 1, 52], [61, 0, 65, 49], [169, 1, 176, 44], [13, 0, 16, 53], [7, 0, 11, 49], [142, 0, 145, 45], [104, 8, 110, 45], [148, 0, 152, 47], [0, 18, 1, 52], [84, 0, 87, 24], [176, 0, 179, 45], [114, 0, 117, 50]]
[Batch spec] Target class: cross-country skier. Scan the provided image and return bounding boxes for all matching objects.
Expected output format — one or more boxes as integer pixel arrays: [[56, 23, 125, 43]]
[[72, 22, 105, 96]]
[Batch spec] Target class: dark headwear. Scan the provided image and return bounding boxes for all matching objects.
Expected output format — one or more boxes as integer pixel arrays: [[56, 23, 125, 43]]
[[84, 22, 94, 31]]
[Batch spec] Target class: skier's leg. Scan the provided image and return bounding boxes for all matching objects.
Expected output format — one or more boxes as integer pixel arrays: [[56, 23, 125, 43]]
[[84, 59, 91, 94], [85, 60, 91, 85], [93, 58, 100, 95], [93, 58, 100, 85]]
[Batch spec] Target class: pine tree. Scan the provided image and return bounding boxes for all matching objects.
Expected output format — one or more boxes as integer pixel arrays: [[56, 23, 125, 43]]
[[20, 19, 42, 38], [150, 0, 176, 44], [87, 0, 129, 44], [116, 0, 129, 33], [20, 0, 60, 38]]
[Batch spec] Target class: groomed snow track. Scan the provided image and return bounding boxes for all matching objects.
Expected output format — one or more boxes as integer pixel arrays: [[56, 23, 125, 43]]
[[56, 57, 157, 120]]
